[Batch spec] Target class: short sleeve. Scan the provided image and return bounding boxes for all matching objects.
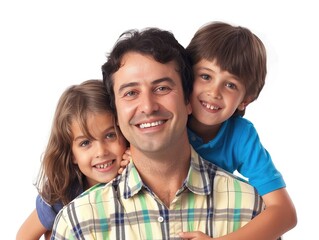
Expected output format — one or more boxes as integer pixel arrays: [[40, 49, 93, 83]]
[[36, 194, 63, 230]]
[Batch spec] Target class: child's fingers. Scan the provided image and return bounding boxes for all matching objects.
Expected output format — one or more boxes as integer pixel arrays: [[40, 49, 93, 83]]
[[120, 159, 130, 167], [119, 148, 131, 175], [122, 153, 132, 161], [118, 167, 124, 175], [178, 231, 211, 240], [125, 148, 131, 155]]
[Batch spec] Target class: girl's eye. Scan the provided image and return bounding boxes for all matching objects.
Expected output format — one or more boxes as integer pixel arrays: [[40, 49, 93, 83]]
[[80, 140, 90, 147], [105, 132, 117, 140]]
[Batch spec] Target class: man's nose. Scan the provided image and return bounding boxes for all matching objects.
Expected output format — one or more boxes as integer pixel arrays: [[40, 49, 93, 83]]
[[139, 92, 159, 115]]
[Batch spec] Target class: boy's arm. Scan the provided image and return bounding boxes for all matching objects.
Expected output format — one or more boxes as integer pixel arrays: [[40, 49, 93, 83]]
[[215, 188, 297, 240], [16, 208, 49, 240], [179, 231, 213, 239], [179, 188, 296, 240]]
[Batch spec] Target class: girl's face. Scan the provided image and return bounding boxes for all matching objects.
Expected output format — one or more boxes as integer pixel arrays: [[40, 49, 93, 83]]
[[71, 112, 127, 188], [190, 59, 249, 127]]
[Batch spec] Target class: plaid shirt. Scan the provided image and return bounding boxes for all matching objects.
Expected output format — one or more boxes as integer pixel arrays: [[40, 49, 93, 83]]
[[51, 147, 264, 240]]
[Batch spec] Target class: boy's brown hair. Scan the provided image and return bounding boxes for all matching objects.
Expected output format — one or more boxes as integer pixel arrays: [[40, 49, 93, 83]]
[[186, 21, 267, 116]]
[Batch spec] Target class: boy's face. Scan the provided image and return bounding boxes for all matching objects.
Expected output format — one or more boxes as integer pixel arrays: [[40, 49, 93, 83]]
[[190, 59, 248, 127]]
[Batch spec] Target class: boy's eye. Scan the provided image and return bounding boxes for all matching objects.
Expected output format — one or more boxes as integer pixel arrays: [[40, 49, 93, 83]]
[[225, 82, 237, 89], [200, 74, 210, 80]]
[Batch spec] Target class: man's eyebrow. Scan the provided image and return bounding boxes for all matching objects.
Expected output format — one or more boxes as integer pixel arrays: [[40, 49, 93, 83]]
[[152, 77, 176, 86], [118, 77, 176, 93], [118, 82, 139, 94]]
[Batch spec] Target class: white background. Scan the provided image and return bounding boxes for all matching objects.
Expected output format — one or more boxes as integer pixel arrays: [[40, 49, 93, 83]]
[[1, 0, 317, 239]]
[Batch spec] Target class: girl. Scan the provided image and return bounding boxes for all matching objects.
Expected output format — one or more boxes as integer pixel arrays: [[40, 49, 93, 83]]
[[16, 79, 128, 240]]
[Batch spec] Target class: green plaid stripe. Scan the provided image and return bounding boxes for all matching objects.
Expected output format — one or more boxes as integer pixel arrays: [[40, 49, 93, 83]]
[[51, 147, 264, 239]]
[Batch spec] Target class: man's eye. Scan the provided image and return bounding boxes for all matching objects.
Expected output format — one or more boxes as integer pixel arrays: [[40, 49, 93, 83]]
[[124, 91, 137, 97], [154, 86, 170, 94]]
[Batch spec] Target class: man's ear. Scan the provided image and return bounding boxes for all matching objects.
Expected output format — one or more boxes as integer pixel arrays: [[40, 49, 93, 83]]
[[187, 101, 192, 115]]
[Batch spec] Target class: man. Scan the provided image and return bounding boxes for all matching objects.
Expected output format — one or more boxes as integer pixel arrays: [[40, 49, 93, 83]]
[[51, 28, 264, 239]]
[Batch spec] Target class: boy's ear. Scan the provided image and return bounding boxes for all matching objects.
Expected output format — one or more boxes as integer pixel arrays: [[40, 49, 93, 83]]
[[238, 96, 254, 111]]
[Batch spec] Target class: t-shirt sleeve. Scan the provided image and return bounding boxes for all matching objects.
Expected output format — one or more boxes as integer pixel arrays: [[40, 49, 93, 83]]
[[236, 121, 286, 196], [36, 194, 63, 230]]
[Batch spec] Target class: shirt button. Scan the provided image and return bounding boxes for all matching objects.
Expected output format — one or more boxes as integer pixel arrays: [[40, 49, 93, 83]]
[[158, 216, 164, 222]]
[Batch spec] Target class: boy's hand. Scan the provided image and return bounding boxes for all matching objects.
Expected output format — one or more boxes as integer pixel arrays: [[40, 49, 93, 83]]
[[179, 231, 213, 239], [118, 148, 131, 174]]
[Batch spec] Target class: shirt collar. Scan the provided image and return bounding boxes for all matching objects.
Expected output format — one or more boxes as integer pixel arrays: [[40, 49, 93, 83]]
[[120, 146, 212, 199], [184, 147, 212, 195]]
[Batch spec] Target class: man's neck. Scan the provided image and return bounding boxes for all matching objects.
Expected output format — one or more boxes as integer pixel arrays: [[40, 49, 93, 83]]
[[131, 143, 191, 207]]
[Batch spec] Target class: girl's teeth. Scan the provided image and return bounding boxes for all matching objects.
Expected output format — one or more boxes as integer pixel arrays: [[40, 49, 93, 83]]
[[96, 161, 113, 169]]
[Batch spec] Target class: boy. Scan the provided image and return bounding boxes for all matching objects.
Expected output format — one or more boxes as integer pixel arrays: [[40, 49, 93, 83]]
[[180, 21, 297, 239]]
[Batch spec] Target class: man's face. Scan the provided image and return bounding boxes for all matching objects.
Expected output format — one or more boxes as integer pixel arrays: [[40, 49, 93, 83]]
[[113, 52, 192, 155]]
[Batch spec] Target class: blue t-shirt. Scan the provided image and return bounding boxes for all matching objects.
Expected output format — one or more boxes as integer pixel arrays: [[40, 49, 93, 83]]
[[188, 115, 285, 196], [36, 187, 83, 230], [36, 195, 63, 230]]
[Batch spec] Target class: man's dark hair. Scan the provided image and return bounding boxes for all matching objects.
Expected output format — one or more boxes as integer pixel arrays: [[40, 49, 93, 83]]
[[102, 28, 194, 113]]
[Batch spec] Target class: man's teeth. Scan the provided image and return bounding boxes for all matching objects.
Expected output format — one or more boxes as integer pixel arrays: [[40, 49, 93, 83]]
[[139, 120, 164, 129], [96, 161, 113, 169]]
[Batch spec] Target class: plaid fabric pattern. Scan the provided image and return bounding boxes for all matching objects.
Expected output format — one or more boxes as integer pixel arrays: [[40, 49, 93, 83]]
[[51, 147, 264, 240]]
